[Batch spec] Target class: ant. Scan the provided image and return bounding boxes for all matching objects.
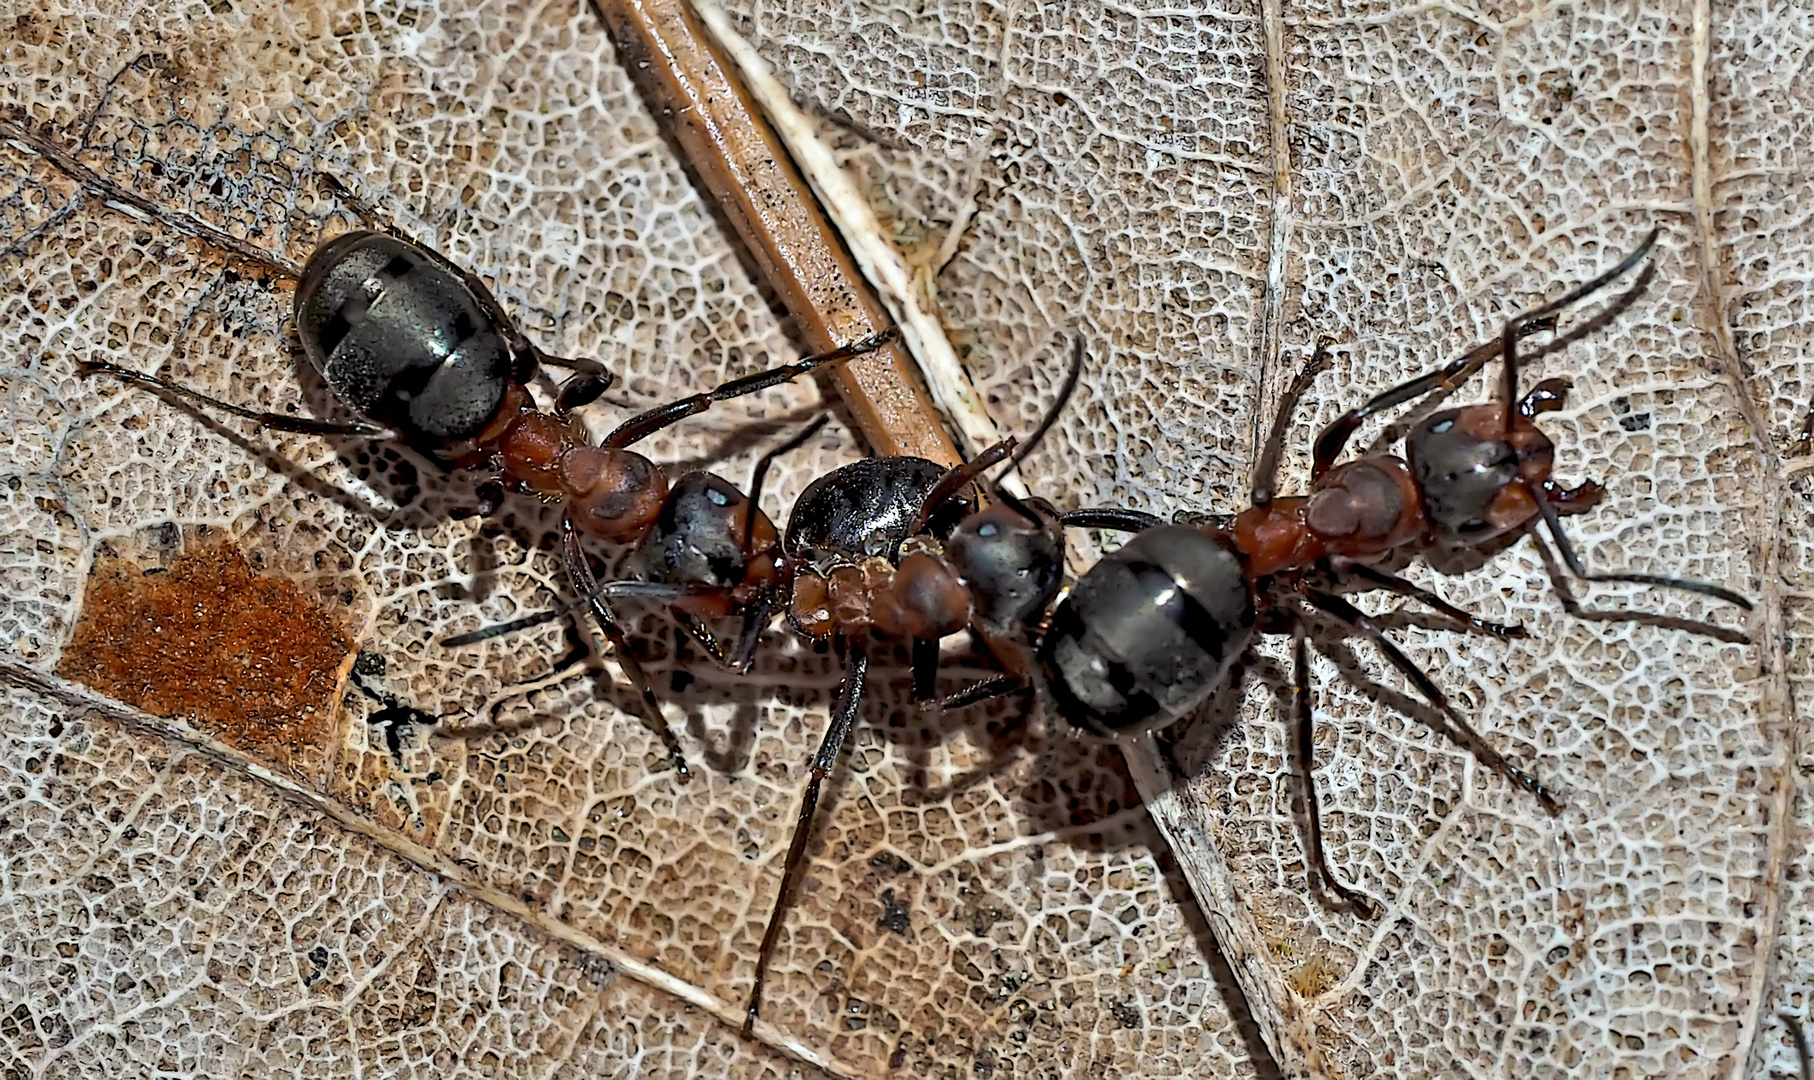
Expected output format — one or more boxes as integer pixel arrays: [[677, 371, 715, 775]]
[[4, 115, 898, 780], [1037, 226, 1752, 914]]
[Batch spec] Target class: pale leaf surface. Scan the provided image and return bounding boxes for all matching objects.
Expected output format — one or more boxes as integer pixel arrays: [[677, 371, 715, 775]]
[[731, 0, 1792, 1075], [0, 1, 1799, 1079]]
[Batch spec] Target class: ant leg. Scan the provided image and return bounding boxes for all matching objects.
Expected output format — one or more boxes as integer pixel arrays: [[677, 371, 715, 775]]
[[561, 515, 693, 780], [542, 354, 614, 414], [441, 579, 735, 648], [906, 438, 1018, 536], [742, 415, 832, 556], [675, 613, 732, 668], [1532, 487, 1753, 609], [715, 418, 830, 672], [1497, 228, 1660, 430], [1252, 336, 1335, 504], [443, 607, 567, 648], [1290, 626, 1382, 916], [1297, 588, 1562, 814], [80, 359, 390, 438], [745, 639, 870, 1033], [1336, 561, 1527, 639], [602, 328, 901, 450], [935, 673, 1029, 712], [1785, 1012, 1813, 1080], [911, 637, 941, 704], [1543, 478, 1603, 515], [1059, 508, 1165, 533], [1518, 377, 1569, 419], [727, 594, 775, 673]]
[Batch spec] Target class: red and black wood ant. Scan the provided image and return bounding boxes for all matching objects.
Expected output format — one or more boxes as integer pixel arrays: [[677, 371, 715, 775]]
[[1038, 226, 1752, 913], [4, 115, 898, 780], [732, 354, 1079, 1029]]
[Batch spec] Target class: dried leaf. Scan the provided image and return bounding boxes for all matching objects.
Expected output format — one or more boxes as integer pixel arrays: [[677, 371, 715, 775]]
[[0, 0, 1803, 1077]]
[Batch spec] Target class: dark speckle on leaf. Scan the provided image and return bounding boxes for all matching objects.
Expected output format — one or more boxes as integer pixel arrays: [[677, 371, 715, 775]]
[[878, 888, 912, 935]]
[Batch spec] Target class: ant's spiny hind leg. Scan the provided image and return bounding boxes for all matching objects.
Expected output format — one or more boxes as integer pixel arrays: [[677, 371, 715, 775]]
[[80, 359, 390, 438], [561, 514, 692, 781], [933, 673, 1030, 713], [1291, 628, 1383, 917], [745, 640, 870, 1033], [1337, 561, 1527, 640], [1297, 588, 1563, 814], [911, 637, 941, 705]]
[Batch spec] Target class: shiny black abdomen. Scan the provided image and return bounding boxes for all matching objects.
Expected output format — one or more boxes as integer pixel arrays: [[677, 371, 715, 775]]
[[1038, 525, 1255, 736], [783, 456, 971, 560], [293, 230, 517, 448]]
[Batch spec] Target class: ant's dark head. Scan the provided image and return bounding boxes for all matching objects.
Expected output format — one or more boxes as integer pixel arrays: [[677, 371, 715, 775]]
[[639, 471, 777, 588], [1407, 405, 1555, 542], [946, 494, 1065, 639], [293, 230, 524, 451]]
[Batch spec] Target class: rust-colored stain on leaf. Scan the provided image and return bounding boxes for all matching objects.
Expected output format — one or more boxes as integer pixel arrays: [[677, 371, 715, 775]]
[[57, 540, 354, 776]]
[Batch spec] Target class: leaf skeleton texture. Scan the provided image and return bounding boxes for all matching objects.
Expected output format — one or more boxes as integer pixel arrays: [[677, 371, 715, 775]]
[[0, 3, 1798, 1080]]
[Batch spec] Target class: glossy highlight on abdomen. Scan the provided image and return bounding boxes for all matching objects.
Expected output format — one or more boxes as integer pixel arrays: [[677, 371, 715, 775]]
[[1038, 525, 1255, 736]]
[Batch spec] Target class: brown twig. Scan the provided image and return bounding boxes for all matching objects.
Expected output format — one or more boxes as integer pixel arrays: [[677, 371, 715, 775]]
[[590, 0, 960, 466]]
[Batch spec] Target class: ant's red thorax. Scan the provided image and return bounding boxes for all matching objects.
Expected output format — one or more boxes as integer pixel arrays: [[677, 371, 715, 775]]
[[1306, 457, 1426, 555], [472, 381, 671, 543], [1232, 456, 1429, 577], [1234, 498, 1325, 578]]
